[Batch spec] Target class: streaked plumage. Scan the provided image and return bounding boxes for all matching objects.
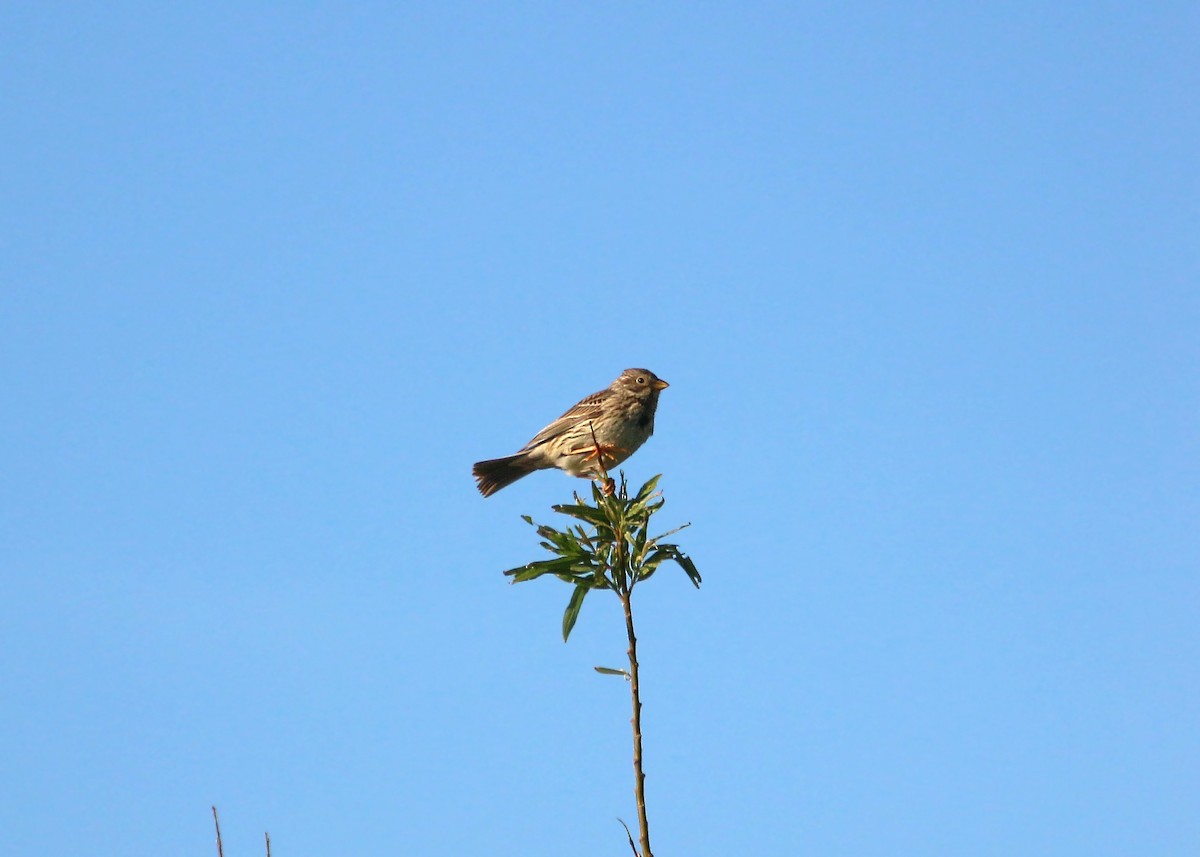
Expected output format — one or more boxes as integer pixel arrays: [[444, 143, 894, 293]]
[[473, 368, 669, 497]]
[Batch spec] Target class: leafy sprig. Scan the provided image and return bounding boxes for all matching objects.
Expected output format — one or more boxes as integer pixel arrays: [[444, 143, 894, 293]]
[[504, 473, 701, 641]]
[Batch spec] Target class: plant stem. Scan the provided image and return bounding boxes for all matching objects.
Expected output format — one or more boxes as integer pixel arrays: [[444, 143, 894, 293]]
[[621, 588, 652, 857], [212, 807, 224, 857]]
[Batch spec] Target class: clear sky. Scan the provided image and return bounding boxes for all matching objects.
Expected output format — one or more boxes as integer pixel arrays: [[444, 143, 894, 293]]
[[2, 3, 1196, 855]]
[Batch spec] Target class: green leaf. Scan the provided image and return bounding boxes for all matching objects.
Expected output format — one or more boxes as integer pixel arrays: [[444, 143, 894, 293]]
[[638, 544, 701, 588], [550, 503, 610, 528], [629, 524, 648, 560], [561, 583, 589, 642], [594, 666, 630, 679], [536, 524, 581, 554], [504, 556, 578, 583], [641, 546, 668, 566], [633, 474, 662, 506], [597, 486, 623, 519], [671, 548, 702, 588]]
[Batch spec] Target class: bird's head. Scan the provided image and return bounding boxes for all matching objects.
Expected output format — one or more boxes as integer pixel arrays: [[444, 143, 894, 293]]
[[616, 368, 670, 398]]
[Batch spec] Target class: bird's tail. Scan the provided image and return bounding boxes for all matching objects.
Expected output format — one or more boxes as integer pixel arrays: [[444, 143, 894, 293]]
[[473, 454, 539, 497]]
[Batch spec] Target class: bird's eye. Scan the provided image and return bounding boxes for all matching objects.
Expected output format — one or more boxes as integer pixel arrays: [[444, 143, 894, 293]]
[[637, 376, 646, 384]]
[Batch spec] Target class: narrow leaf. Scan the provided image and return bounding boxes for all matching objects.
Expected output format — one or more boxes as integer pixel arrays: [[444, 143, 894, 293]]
[[551, 503, 609, 527], [561, 584, 589, 642], [593, 666, 630, 678], [617, 818, 640, 857], [503, 556, 577, 582], [633, 474, 662, 505], [672, 549, 702, 588], [652, 522, 691, 541], [536, 524, 581, 554]]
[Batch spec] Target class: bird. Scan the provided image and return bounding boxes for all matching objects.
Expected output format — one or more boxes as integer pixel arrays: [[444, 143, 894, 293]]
[[473, 368, 670, 497]]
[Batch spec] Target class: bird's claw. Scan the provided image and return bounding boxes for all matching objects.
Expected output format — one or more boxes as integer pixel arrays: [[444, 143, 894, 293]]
[[571, 441, 627, 468], [567, 440, 626, 492]]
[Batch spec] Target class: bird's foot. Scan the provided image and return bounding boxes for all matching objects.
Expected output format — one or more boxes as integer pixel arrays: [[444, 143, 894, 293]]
[[567, 440, 625, 494], [570, 441, 627, 470]]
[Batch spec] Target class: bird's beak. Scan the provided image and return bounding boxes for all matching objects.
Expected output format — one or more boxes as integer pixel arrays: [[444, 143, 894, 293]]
[[653, 378, 670, 390]]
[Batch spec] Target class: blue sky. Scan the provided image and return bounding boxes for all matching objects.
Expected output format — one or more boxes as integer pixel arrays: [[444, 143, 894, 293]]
[[2, 3, 1196, 855]]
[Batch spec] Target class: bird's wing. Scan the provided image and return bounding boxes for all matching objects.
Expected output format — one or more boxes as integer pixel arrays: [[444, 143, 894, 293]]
[[521, 389, 608, 452]]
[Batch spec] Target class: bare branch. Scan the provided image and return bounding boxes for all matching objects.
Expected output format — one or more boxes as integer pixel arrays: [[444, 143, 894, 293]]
[[211, 807, 224, 857]]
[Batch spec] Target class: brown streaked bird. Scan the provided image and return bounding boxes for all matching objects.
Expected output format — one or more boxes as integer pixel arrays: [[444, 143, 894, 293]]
[[473, 368, 670, 497]]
